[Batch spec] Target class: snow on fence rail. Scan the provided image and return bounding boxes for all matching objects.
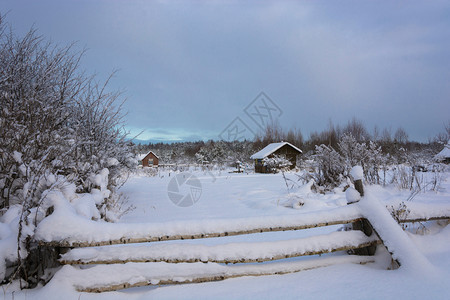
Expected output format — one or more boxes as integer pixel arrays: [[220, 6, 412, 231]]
[[37, 199, 450, 293], [54, 214, 381, 293], [36, 205, 363, 247], [59, 230, 380, 265], [66, 256, 376, 293], [36, 202, 450, 248]]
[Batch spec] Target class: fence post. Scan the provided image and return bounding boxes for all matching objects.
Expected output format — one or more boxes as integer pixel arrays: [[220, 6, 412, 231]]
[[350, 166, 376, 255], [354, 178, 364, 197]]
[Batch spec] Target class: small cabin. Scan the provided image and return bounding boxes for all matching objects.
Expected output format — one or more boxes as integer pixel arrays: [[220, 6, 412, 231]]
[[250, 142, 302, 173], [435, 141, 450, 164], [139, 151, 159, 167]]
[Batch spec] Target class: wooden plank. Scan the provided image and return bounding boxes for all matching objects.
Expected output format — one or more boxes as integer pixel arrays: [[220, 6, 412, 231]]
[[39, 209, 450, 249], [398, 216, 450, 223], [43, 217, 366, 248], [73, 256, 376, 293], [60, 240, 380, 265]]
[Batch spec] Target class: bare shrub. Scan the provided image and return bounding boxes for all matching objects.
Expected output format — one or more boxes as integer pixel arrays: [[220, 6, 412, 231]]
[[389, 202, 410, 230], [391, 165, 414, 190]]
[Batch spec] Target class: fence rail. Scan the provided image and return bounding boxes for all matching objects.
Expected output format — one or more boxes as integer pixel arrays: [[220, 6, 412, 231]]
[[39, 209, 450, 248], [37, 201, 450, 293], [59, 230, 381, 265]]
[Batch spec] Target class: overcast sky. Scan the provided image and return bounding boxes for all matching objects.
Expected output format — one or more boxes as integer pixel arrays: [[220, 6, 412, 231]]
[[1, 0, 449, 142]]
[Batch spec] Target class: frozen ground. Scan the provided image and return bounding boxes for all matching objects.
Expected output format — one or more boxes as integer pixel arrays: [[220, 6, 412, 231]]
[[119, 170, 350, 222], [3, 168, 450, 299]]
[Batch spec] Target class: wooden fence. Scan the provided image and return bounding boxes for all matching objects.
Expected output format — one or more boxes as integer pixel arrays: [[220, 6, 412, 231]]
[[38, 204, 450, 293]]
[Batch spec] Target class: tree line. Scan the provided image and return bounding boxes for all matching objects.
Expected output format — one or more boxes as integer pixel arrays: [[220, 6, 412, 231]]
[[133, 118, 449, 168]]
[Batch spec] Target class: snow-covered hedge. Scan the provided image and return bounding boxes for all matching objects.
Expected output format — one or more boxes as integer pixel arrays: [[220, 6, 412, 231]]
[[0, 17, 135, 286]]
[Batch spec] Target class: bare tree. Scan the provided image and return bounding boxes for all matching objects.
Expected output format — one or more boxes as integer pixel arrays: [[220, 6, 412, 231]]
[[305, 120, 341, 151], [446, 121, 450, 139], [285, 127, 304, 148], [394, 127, 409, 145], [372, 125, 380, 142], [381, 127, 392, 143], [342, 117, 369, 142], [434, 121, 450, 144]]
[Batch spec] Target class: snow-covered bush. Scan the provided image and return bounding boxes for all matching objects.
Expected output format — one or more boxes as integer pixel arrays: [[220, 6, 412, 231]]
[[364, 141, 385, 184], [311, 144, 346, 189], [195, 141, 229, 165], [0, 17, 135, 286], [263, 155, 292, 173], [0, 18, 135, 207], [338, 134, 392, 185], [304, 134, 392, 189], [338, 133, 368, 171]]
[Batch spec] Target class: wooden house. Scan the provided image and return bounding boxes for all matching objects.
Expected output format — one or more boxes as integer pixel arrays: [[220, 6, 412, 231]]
[[250, 142, 302, 173], [139, 151, 159, 167], [435, 141, 450, 164]]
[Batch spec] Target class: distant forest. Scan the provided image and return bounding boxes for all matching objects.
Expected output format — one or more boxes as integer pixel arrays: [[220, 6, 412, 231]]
[[132, 118, 449, 166]]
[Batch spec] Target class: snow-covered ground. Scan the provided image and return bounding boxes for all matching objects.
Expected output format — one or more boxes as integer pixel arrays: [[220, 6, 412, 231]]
[[3, 168, 450, 299]]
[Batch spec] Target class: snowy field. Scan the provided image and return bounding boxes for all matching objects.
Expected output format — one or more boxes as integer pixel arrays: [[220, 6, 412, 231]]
[[4, 168, 450, 299]]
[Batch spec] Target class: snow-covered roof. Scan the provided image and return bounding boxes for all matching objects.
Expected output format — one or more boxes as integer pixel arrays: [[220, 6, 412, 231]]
[[435, 141, 450, 159], [138, 151, 159, 160], [250, 142, 302, 160]]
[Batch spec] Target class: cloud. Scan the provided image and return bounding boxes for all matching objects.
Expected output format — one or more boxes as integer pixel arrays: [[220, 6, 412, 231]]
[[3, 0, 450, 141], [128, 127, 217, 143]]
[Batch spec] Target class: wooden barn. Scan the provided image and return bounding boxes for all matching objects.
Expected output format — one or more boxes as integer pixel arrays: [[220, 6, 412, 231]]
[[251, 142, 302, 173], [139, 151, 159, 167]]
